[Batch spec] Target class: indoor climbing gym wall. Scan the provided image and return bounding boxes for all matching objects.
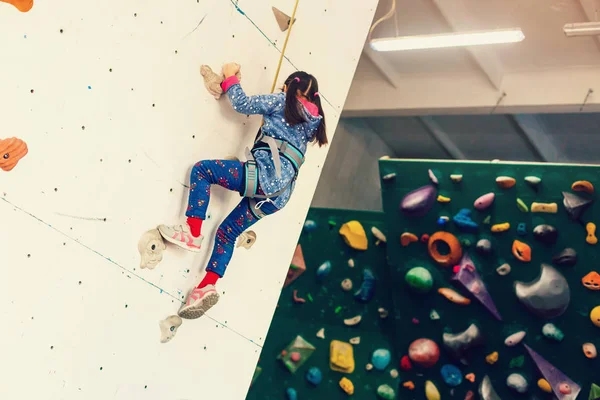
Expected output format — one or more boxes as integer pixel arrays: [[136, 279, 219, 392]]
[[248, 208, 399, 400], [380, 159, 600, 400], [0, 0, 378, 399]]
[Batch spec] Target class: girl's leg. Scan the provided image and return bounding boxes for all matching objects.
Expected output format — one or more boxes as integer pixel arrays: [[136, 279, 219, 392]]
[[158, 159, 244, 252], [178, 196, 278, 319]]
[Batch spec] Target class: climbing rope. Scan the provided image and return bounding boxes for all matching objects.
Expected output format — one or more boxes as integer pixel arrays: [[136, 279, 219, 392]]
[[269, 0, 300, 93]]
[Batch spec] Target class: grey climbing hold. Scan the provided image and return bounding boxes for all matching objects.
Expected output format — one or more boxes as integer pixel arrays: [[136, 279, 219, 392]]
[[507, 373, 529, 393], [476, 239, 492, 255], [533, 224, 558, 245], [479, 375, 501, 400], [562, 191, 593, 220], [443, 324, 484, 365], [542, 323, 564, 342], [514, 264, 570, 318], [504, 331, 526, 346], [159, 315, 182, 343], [138, 228, 166, 269], [496, 263, 511, 276], [552, 248, 577, 267]]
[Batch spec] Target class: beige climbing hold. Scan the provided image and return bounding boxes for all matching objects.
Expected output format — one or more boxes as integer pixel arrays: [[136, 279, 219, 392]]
[[347, 258, 355, 268], [365, 363, 373, 371], [138, 228, 166, 269], [538, 378, 552, 393], [531, 202, 558, 213], [272, 6, 296, 31], [496, 176, 516, 189], [200, 65, 223, 99], [236, 230, 257, 249], [390, 369, 399, 378], [437, 195, 451, 203], [349, 336, 360, 345], [450, 174, 463, 183], [159, 315, 183, 343], [378, 307, 389, 319], [583, 342, 597, 359], [341, 278, 353, 291], [586, 222, 598, 245], [316, 328, 325, 339], [491, 222, 510, 233], [339, 221, 368, 251], [344, 315, 362, 326], [371, 226, 387, 245]]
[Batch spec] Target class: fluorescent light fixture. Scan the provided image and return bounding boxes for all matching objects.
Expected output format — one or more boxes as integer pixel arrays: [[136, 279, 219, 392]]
[[563, 21, 600, 37], [370, 28, 525, 51]]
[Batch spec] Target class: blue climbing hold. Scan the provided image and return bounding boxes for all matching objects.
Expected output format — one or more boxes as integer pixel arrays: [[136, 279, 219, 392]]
[[452, 209, 478, 232], [316, 261, 332, 281], [437, 216, 449, 227], [517, 222, 527, 236], [306, 367, 322, 386], [354, 268, 375, 303], [303, 220, 317, 233], [440, 364, 463, 387], [371, 348, 391, 371], [285, 388, 298, 400]]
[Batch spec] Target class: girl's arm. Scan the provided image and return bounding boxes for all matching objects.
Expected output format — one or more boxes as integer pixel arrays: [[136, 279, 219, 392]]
[[221, 76, 284, 116]]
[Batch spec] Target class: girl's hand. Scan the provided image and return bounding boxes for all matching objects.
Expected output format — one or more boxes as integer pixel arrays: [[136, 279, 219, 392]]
[[222, 63, 240, 78]]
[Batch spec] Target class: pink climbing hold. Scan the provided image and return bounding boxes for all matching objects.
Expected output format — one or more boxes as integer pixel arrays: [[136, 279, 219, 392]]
[[474, 193, 495, 211], [559, 383, 571, 394], [412, 318, 420, 325], [453, 265, 460, 274], [290, 352, 301, 362]]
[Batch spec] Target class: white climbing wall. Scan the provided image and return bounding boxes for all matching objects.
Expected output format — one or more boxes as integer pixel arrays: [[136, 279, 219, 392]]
[[0, 1, 377, 399]]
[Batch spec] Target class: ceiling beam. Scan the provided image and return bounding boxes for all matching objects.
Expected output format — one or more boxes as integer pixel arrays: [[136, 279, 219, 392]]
[[419, 116, 466, 159], [577, 0, 600, 50], [432, 0, 505, 91], [510, 114, 565, 163], [362, 45, 400, 89]]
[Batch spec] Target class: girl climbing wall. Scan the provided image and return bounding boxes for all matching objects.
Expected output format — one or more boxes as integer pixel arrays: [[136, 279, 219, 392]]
[[158, 63, 327, 319]]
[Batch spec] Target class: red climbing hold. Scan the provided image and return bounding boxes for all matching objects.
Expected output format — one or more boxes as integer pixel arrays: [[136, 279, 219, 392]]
[[453, 265, 460, 274], [420, 234, 430, 243], [400, 355, 412, 371]]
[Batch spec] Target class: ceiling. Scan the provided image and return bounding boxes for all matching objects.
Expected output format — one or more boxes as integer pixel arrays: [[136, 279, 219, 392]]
[[343, 0, 600, 116]]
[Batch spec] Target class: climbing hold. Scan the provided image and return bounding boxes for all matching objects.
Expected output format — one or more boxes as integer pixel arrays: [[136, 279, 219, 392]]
[[542, 323, 564, 342], [444, 324, 484, 365], [483, 215, 491, 225], [479, 375, 501, 400], [496, 263, 511, 276], [285, 245, 307, 288], [516, 198, 529, 212], [583, 343, 597, 359], [354, 269, 375, 302], [315, 328, 325, 339], [405, 267, 433, 293], [517, 222, 527, 236], [290, 352, 301, 362], [377, 384, 396, 400], [485, 352, 499, 365], [278, 336, 316, 373], [563, 191, 593, 220], [474, 193, 495, 210], [430, 309, 441, 320], [437, 194, 451, 203], [339, 221, 368, 250], [159, 315, 182, 343], [441, 364, 463, 387], [572, 180, 594, 194], [438, 288, 471, 305], [292, 290, 306, 304], [515, 264, 570, 318], [403, 381, 415, 390], [560, 383, 572, 395], [512, 240, 531, 262], [491, 222, 510, 233], [425, 381, 441, 400], [371, 226, 387, 245], [453, 209, 479, 232], [590, 383, 600, 400], [428, 231, 463, 267], [533, 224, 558, 245], [524, 344, 582, 399], [390, 369, 399, 378], [476, 239, 492, 255], [552, 247, 577, 267], [138, 228, 167, 270], [450, 174, 463, 183], [382, 172, 396, 181], [371, 349, 391, 370], [401, 232, 419, 246], [378, 307, 389, 319], [429, 169, 439, 184], [587, 222, 598, 245], [330, 340, 355, 373], [531, 202, 558, 213], [412, 317, 420, 325], [507, 373, 529, 393], [465, 373, 475, 383], [496, 176, 516, 189], [538, 379, 552, 393], [285, 388, 297, 400], [464, 390, 475, 400], [591, 305, 600, 327], [408, 338, 440, 368], [400, 185, 438, 217], [420, 233, 430, 243], [305, 367, 322, 386], [504, 331, 526, 347], [349, 337, 360, 345], [344, 315, 362, 326], [525, 175, 542, 187], [460, 237, 472, 247], [316, 261, 332, 280], [400, 355, 412, 371], [272, 6, 295, 31], [509, 355, 525, 368], [437, 216, 449, 226], [303, 220, 317, 233], [584, 272, 600, 291], [365, 363, 373, 371], [236, 230, 257, 249], [341, 278, 353, 291], [339, 377, 354, 395]]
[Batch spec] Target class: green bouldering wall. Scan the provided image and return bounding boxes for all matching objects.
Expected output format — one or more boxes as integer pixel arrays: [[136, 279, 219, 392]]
[[379, 159, 600, 399], [247, 208, 398, 400]]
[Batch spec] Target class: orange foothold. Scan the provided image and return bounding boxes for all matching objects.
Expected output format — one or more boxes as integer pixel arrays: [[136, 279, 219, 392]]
[[402, 381, 415, 390], [465, 373, 476, 383], [401, 232, 419, 246], [0, 0, 33, 12], [512, 240, 531, 262], [582, 271, 600, 291], [0, 137, 28, 171], [496, 176, 516, 189], [572, 180, 594, 194], [438, 288, 471, 305], [586, 222, 598, 245], [485, 351, 499, 365], [428, 231, 463, 267]]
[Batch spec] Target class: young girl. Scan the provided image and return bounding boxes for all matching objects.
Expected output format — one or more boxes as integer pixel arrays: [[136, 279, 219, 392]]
[[158, 63, 327, 319]]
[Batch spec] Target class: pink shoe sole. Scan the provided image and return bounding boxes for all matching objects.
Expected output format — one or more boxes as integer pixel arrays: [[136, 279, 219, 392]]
[[159, 231, 203, 253], [178, 291, 220, 319]]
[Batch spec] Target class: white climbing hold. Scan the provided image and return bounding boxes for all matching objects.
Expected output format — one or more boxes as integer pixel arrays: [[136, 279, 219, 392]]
[[138, 228, 166, 269], [236, 230, 257, 249], [371, 226, 387, 245], [347, 259, 355, 268], [496, 263, 511, 276], [159, 315, 183, 343], [316, 328, 325, 339], [504, 331, 526, 347], [428, 169, 439, 185], [350, 336, 361, 345], [450, 174, 463, 183], [379, 155, 391, 160], [382, 173, 396, 181], [430, 309, 440, 320]]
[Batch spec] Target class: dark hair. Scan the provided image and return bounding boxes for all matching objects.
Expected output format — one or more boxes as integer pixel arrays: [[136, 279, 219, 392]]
[[282, 71, 328, 147]]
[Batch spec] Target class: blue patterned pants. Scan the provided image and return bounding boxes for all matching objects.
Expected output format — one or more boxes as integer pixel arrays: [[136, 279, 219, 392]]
[[185, 159, 279, 277]]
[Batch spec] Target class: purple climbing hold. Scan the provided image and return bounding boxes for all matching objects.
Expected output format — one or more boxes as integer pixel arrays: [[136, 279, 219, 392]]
[[524, 344, 581, 400], [400, 185, 438, 217], [474, 193, 495, 211]]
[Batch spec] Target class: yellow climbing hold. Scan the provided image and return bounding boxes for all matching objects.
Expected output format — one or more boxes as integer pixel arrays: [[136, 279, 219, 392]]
[[437, 195, 451, 203], [339, 221, 368, 251], [485, 351, 499, 365], [491, 222, 510, 233], [591, 305, 600, 328], [538, 378, 552, 393], [330, 340, 355, 373], [339, 377, 354, 395], [425, 380, 441, 400]]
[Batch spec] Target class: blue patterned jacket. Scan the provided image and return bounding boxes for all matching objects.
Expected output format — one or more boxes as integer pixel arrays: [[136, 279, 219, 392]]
[[222, 77, 322, 209]]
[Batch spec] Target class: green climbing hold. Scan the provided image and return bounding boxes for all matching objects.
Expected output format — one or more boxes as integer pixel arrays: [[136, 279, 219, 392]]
[[509, 355, 525, 368], [483, 215, 491, 225], [589, 383, 600, 400], [405, 267, 433, 293], [328, 220, 336, 227], [307, 293, 313, 302], [335, 306, 342, 314], [516, 198, 529, 212], [377, 384, 396, 400], [460, 238, 472, 247]]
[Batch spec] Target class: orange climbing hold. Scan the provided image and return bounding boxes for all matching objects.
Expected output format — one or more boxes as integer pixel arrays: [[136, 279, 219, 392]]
[[512, 240, 531, 262], [402, 381, 415, 390], [428, 231, 463, 267], [586, 222, 598, 245], [572, 180, 594, 194], [0, 0, 33, 12], [582, 271, 600, 291], [438, 288, 471, 305], [465, 373, 476, 383], [401, 232, 419, 247], [0, 137, 28, 171]]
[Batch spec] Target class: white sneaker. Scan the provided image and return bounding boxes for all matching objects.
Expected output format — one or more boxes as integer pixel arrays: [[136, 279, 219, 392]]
[[178, 285, 220, 319], [158, 223, 203, 253]]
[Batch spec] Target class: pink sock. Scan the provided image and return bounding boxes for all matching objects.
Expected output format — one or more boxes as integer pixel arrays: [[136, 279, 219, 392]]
[[197, 271, 220, 288], [187, 217, 203, 237]]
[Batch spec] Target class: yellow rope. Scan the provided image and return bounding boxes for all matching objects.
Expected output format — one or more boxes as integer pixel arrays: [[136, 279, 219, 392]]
[[270, 0, 300, 93]]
